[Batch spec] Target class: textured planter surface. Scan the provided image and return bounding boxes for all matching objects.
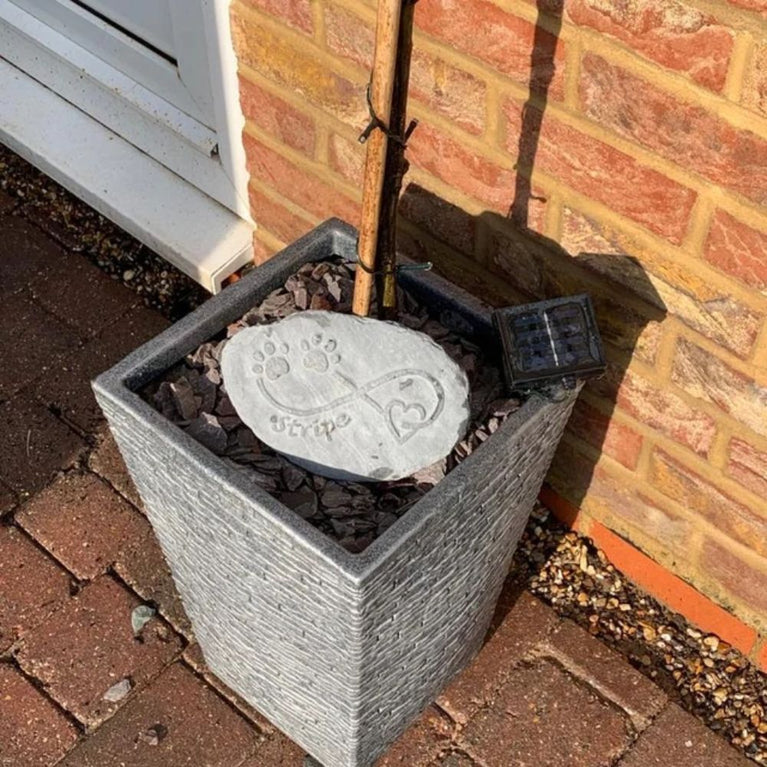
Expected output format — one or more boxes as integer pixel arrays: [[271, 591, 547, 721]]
[[93, 220, 579, 767]]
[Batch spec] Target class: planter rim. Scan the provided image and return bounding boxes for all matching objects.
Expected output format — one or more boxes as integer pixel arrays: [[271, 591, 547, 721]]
[[93, 218, 571, 582]]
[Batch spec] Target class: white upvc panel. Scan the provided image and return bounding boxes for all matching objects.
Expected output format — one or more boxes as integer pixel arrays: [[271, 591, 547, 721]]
[[0, 58, 254, 293], [0, 0, 251, 221], [79, 0, 175, 58], [7, 0, 212, 124]]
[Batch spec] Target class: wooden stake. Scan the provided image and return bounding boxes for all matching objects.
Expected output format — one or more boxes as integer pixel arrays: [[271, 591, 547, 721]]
[[352, 0, 404, 317], [376, 0, 417, 321]]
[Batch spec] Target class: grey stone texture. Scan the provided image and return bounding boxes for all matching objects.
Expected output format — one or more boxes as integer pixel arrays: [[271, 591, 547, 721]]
[[221, 310, 470, 481], [93, 220, 579, 767]]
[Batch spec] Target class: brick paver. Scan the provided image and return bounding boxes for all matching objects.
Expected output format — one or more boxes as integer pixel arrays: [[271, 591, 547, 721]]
[[0, 393, 86, 498], [16, 472, 147, 581], [114, 521, 193, 638], [460, 660, 632, 767], [88, 427, 142, 508], [437, 589, 558, 724], [28, 246, 138, 339], [618, 704, 752, 766], [15, 575, 182, 728], [0, 663, 79, 766], [32, 305, 169, 434], [0, 525, 73, 652], [376, 706, 453, 766], [58, 663, 261, 767], [0, 291, 80, 400], [0, 214, 65, 295], [542, 619, 668, 729]]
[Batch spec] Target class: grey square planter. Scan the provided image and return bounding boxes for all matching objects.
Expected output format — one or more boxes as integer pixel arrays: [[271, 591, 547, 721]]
[[93, 219, 580, 767]]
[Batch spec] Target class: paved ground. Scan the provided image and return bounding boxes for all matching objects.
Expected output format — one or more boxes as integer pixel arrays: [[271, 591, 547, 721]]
[[0, 188, 753, 766]]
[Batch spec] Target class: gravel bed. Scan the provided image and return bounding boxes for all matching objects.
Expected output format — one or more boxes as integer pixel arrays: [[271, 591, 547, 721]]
[[141, 258, 521, 553], [0, 145, 207, 319], [511, 504, 767, 764]]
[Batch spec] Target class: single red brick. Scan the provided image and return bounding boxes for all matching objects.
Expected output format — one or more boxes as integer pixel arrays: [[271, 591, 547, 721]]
[[376, 706, 452, 766], [0, 664, 79, 766], [461, 661, 630, 766], [700, 539, 767, 617], [15, 575, 182, 728], [232, 17, 365, 129], [0, 526, 73, 652], [88, 426, 142, 509], [486, 223, 556, 299], [568, 0, 733, 91], [580, 54, 767, 207], [57, 663, 260, 766], [416, 0, 566, 100], [399, 184, 476, 257], [586, 467, 694, 555], [29, 250, 138, 340], [410, 123, 515, 213], [617, 370, 716, 456], [244, 135, 361, 226], [32, 305, 169, 435], [650, 450, 767, 557], [239, 0, 312, 34], [0, 215, 71, 295], [560, 208, 761, 358], [619, 703, 751, 766], [0, 394, 86, 498], [114, 522, 193, 638], [0, 292, 81, 400], [437, 592, 558, 725], [567, 399, 643, 470], [743, 42, 767, 117], [671, 338, 767, 439], [504, 98, 697, 243], [248, 186, 315, 245], [239, 78, 316, 157], [727, 437, 767, 498], [324, 2, 374, 69], [704, 209, 767, 292], [410, 50, 487, 137], [329, 133, 366, 187], [16, 472, 147, 580], [543, 620, 667, 729]]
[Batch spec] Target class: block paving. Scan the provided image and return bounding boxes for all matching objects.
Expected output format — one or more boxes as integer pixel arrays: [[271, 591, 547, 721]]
[[0, 194, 753, 766]]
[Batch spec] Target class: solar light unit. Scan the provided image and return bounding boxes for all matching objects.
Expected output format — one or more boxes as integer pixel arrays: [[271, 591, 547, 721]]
[[493, 294, 606, 392]]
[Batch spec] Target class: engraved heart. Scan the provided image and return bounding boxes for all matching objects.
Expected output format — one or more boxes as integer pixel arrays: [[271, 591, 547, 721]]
[[386, 400, 428, 444]]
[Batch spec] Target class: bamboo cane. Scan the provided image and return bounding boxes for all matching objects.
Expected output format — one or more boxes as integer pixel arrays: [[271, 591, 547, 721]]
[[376, 0, 417, 321], [352, 0, 404, 317]]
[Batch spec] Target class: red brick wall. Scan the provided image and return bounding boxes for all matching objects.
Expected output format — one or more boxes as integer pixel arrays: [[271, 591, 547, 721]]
[[230, 0, 767, 658]]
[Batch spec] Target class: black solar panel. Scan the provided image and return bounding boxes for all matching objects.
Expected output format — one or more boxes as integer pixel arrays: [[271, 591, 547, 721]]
[[493, 295, 606, 391]]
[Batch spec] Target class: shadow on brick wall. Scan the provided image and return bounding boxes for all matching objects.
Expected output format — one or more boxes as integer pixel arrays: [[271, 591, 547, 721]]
[[397, 0, 667, 519]]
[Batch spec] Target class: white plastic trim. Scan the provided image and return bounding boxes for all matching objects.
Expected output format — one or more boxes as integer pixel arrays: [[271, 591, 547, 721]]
[[0, 58, 254, 293]]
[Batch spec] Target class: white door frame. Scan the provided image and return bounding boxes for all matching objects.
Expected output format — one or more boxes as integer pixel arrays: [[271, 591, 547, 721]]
[[0, 0, 253, 292]]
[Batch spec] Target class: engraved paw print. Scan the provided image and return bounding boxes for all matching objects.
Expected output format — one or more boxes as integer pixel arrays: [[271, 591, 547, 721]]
[[253, 339, 290, 381], [301, 334, 341, 374]]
